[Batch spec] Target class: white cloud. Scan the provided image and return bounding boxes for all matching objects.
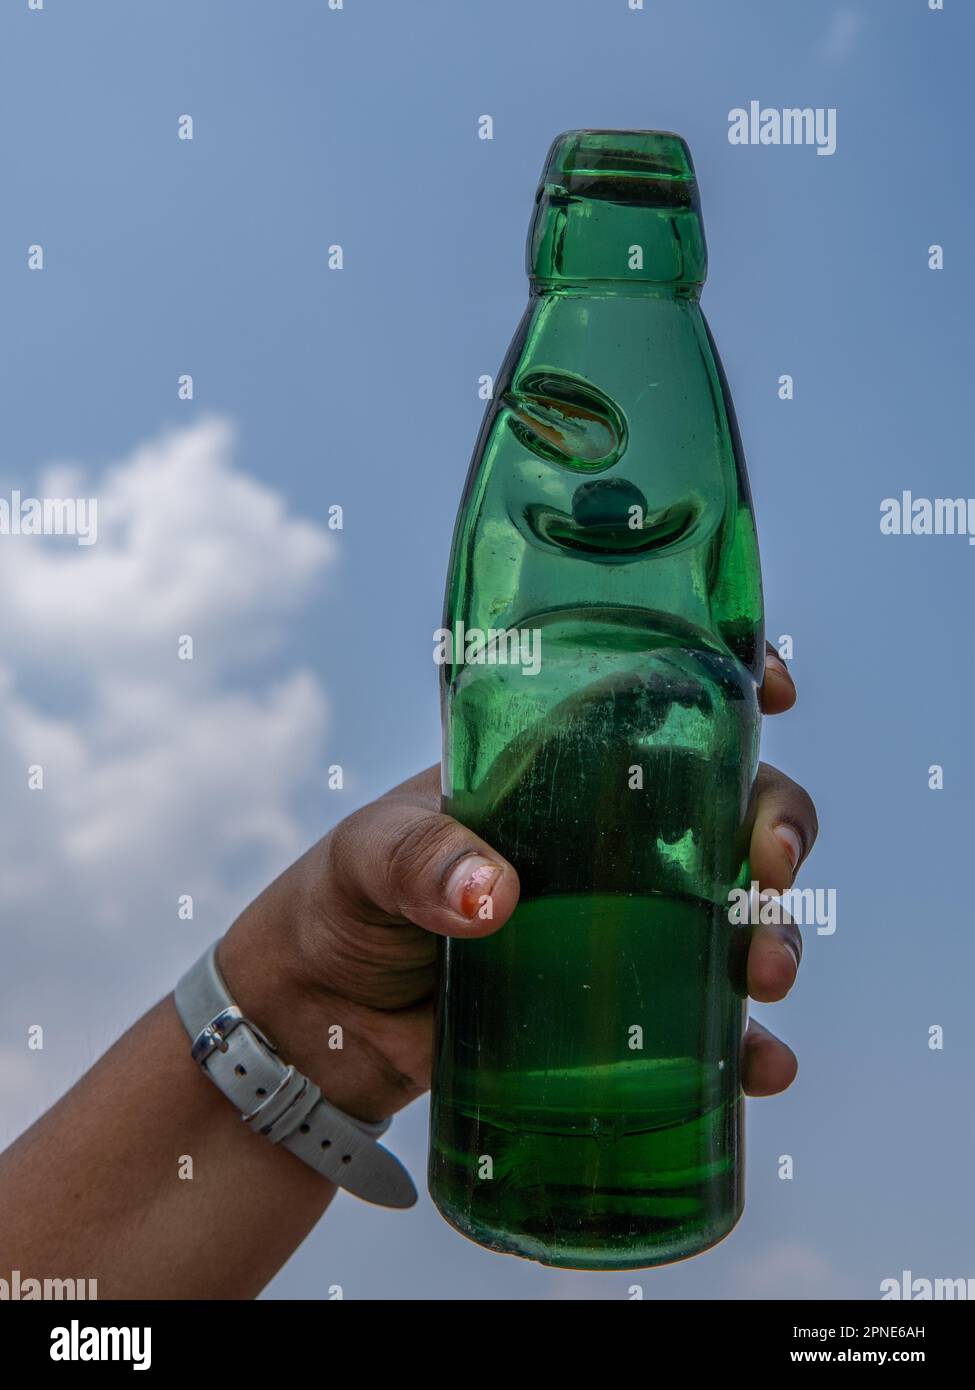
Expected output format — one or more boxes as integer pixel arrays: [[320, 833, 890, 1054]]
[[0, 670, 327, 911], [816, 8, 864, 65], [0, 420, 334, 1136], [0, 417, 330, 673]]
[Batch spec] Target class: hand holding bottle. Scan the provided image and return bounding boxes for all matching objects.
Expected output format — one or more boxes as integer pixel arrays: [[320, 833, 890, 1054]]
[[219, 645, 814, 1120]]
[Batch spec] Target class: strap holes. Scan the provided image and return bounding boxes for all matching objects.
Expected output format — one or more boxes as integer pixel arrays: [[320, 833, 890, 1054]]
[[234, 1065, 247, 1076], [341, 1155, 352, 1164], [255, 1087, 267, 1097], [299, 1123, 310, 1134], [320, 1139, 332, 1150]]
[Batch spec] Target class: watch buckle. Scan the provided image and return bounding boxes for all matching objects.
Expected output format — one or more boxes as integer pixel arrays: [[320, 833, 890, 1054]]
[[190, 1005, 278, 1065]]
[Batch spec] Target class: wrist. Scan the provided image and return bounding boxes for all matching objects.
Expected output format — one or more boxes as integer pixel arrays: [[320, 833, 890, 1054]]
[[216, 920, 406, 1127]]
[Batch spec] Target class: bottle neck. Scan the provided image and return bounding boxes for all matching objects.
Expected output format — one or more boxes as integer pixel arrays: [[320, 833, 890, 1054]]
[[526, 130, 708, 294]]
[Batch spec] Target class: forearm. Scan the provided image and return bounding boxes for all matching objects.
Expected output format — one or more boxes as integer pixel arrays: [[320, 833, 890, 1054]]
[[0, 906, 418, 1300]]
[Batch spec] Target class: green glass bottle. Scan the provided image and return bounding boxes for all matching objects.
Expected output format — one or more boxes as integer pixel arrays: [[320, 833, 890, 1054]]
[[429, 131, 764, 1270]]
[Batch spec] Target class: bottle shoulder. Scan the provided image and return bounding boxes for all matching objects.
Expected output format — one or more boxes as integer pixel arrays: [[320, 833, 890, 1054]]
[[443, 294, 763, 677]]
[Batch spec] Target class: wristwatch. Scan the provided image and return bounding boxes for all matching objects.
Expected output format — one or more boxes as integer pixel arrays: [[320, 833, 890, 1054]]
[[175, 943, 417, 1209]]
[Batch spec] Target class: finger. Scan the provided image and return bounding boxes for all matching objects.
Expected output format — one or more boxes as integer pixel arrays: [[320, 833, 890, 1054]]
[[328, 796, 520, 941], [760, 642, 796, 716], [747, 897, 801, 1003], [742, 1017, 798, 1097], [749, 761, 819, 894]]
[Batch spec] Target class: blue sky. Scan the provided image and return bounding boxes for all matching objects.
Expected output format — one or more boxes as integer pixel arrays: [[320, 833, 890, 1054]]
[[1, 0, 973, 1300]]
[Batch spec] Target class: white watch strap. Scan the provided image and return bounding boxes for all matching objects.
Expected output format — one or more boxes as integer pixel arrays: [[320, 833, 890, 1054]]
[[174, 943, 416, 1209]]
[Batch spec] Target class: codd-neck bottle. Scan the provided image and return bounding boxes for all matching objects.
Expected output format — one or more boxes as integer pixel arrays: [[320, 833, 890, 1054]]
[[429, 131, 764, 1269]]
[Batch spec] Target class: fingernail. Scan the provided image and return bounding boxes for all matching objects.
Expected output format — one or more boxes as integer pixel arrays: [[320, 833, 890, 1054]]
[[773, 825, 803, 871], [765, 652, 792, 680], [781, 939, 800, 971], [445, 856, 502, 920]]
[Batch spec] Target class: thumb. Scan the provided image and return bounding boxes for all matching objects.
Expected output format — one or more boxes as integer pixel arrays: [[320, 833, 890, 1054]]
[[328, 797, 520, 940]]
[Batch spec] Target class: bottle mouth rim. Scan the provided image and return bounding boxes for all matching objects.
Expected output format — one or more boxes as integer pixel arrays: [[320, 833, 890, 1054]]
[[542, 130, 697, 185]]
